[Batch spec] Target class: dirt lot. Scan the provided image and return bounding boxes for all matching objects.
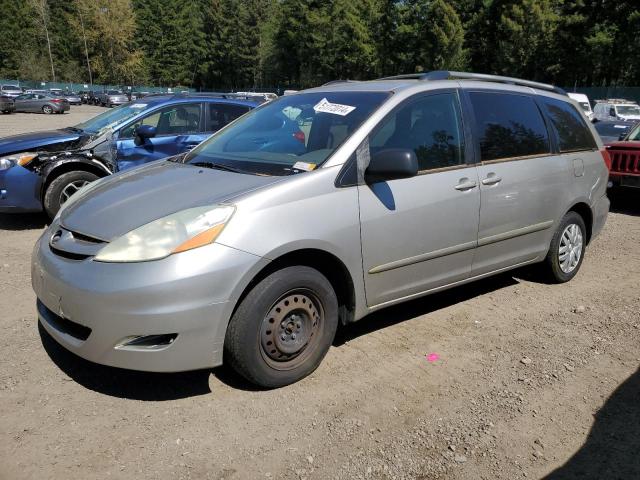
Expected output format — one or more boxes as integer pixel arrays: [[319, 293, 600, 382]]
[[1, 107, 639, 480]]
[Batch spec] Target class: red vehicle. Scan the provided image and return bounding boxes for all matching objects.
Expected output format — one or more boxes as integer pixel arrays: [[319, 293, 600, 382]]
[[605, 123, 640, 189]]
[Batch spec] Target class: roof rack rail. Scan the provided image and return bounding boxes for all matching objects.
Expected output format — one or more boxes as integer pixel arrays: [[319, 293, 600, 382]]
[[377, 70, 566, 95], [173, 91, 275, 102], [322, 79, 360, 86]]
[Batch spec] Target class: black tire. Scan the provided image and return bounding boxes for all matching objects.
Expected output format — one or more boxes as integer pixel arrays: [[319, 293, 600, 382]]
[[542, 211, 587, 283], [43, 170, 99, 219], [224, 266, 339, 388]]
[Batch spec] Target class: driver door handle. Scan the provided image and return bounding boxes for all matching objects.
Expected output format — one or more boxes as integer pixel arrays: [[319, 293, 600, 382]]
[[454, 179, 478, 191]]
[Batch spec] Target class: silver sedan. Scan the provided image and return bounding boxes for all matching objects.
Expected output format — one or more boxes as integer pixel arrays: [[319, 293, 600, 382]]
[[13, 93, 70, 114]]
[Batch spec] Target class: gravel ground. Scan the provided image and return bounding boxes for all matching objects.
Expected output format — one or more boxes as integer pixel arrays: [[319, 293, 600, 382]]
[[1, 107, 639, 480]]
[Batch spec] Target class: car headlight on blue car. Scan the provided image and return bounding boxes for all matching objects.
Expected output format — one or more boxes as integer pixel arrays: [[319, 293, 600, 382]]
[[0, 153, 37, 170], [94, 205, 235, 263]]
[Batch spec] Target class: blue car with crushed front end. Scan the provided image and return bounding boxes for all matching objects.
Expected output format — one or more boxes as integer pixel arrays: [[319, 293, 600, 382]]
[[0, 93, 267, 217]]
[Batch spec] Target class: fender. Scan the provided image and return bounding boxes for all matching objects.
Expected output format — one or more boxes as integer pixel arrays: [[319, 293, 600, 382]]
[[34, 153, 113, 197]]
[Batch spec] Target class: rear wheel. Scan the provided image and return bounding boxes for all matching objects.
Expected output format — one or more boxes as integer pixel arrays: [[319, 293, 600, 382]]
[[42, 105, 53, 114], [542, 211, 587, 283], [224, 266, 339, 388], [43, 170, 99, 219]]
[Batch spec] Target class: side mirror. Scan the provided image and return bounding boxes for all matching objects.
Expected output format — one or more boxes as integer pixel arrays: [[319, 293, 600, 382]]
[[619, 132, 628, 141], [365, 149, 419, 183], [134, 125, 156, 146]]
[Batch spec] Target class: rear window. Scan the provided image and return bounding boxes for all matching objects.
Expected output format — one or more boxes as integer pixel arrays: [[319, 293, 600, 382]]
[[469, 92, 550, 161], [540, 97, 597, 152]]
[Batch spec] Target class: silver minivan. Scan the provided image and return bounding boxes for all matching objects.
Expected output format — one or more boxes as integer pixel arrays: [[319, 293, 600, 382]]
[[32, 72, 610, 387]]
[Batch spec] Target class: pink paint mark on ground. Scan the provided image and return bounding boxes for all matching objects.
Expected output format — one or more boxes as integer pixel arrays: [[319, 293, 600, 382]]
[[425, 353, 440, 363]]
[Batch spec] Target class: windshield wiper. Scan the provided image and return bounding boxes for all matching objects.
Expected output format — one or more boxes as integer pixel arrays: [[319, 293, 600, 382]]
[[190, 161, 249, 174], [64, 126, 84, 133]]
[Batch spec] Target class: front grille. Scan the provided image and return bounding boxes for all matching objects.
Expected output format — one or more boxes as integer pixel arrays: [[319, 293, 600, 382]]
[[49, 227, 106, 260], [49, 246, 91, 260], [38, 299, 92, 341], [610, 150, 640, 174]]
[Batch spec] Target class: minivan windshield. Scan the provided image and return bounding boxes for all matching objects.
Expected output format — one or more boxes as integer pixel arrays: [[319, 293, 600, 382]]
[[616, 105, 640, 116], [73, 102, 150, 135], [183, 91, 389, 175]]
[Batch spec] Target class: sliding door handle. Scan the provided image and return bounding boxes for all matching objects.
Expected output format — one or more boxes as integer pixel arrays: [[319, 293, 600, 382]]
[[482, 174, 502, 186]]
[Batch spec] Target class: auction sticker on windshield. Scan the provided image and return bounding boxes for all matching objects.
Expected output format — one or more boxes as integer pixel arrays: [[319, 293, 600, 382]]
[[313, 98, 356, 116], [292, 161, 317, 171]]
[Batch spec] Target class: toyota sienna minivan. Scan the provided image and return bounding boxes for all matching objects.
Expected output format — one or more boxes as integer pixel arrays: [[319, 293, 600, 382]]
[[32, 71, 610, 388]]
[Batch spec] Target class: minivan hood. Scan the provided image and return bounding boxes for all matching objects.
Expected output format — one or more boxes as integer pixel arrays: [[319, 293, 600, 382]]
[[0, 129, 84, 156], [60, 160, 284, 241]]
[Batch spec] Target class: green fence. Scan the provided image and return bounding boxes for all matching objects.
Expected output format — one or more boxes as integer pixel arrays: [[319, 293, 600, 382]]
[[0, 79, 193, 94]]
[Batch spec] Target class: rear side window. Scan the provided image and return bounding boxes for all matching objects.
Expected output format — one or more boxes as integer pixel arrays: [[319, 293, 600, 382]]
[[208, 103, 250, 131], [469, 92, 550, 161], [540, 97, 597, 152]]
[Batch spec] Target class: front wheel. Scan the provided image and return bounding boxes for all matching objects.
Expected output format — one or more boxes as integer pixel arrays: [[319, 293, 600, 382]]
[[542, 211, 587, 283], [43, 170, 99, 218], [42, 105, 53, 114], [224, 266, 339, 388]]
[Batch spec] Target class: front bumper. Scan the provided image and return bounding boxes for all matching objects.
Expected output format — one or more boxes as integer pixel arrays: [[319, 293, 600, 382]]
[[0, 165, 43, 213], [32, 231, 268, 372]]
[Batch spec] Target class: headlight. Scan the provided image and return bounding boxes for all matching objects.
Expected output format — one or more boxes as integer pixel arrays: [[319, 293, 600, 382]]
[[94, 205, 235, 263], [0, 153, 37, 170]]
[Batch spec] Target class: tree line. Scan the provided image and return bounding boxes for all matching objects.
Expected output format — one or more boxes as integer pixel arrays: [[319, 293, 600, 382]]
[[0, 0, 638, 90]]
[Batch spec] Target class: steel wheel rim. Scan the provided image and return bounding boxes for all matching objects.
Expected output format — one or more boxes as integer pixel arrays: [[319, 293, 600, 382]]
[[558, 223, 583, 274], [43, 106, 52, 114], [60, 180, 89, 205], [260, 289, 324, 371]]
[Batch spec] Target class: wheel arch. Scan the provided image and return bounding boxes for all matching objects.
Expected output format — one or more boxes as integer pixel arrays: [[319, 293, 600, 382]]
[[566, 201, 594, 244], [232, 248, 357, 327], [41, 159, 111, 199]]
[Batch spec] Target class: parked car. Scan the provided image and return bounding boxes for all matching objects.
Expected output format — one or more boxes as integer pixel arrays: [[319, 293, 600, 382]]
[[0, 95, 15, 114], [604, 121, 640, 189], [30, 71, 610, 388], [593, 99, 640, 122], [567, 92, 593, 120], [62, 92, 82, 105], [77, 90, 90, 103], [0, 93, 262, 216], [13, 93, 69, 114], [98, 90, 129, 108], [593, 120, 637, 144], [0, 84, 23, 98], [88, 90, 101, 105]]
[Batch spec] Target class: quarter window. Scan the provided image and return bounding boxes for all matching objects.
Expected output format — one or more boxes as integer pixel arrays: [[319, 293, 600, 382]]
[[469, 92, 550, 161], [369, 92, 465, 171], [540, 97, 598, 152]]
